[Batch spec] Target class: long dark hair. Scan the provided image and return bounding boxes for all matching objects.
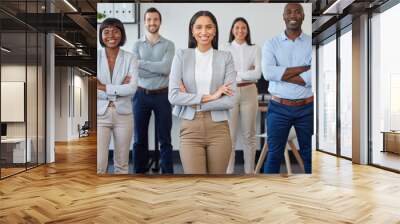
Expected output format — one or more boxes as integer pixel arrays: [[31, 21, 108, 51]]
[[228, 17, 253, 46], [188, 11, 219, 50]]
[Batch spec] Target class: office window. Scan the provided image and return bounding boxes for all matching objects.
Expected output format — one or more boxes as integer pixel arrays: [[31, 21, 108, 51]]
[[371, 3, 400, 171], [339, 29, 352, 158], [318, 37, 337, 154]]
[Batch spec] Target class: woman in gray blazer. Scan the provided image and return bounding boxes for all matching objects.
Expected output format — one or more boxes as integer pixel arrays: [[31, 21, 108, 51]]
[[168, 11, 237, 174], [97, 18, 137, 174]]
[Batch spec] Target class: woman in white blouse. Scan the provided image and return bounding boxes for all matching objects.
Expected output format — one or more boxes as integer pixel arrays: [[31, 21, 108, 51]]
[[97, 18, 137, 174], [168, 11, 237, 174], [224, 17, 261, 174]]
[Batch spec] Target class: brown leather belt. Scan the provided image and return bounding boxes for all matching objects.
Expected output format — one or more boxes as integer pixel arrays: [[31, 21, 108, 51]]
[[237, 82, 254, 88], [138, 86, 168, 95], [271, 95, 314, 107]]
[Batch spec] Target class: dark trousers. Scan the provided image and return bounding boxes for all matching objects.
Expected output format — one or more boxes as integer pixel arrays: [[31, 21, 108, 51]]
[[264, 100, 314, 174], [133, 90, 173, 174]]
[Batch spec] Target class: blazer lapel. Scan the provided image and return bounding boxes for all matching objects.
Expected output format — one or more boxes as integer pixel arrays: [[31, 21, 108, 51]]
[[111, 49, 122, 84], [210, 49, 218, 93], [186, 49, 197, 93], [101, 48, 112, 84]]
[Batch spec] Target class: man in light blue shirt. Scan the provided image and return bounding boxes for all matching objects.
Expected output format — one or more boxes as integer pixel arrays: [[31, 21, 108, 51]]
[[262, 3, 313, 173], [132, 7, 175, 174]]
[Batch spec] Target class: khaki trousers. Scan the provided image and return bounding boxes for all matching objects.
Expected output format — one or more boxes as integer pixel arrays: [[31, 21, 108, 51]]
[[227, 84, 258, 174], [97, 106, 133, 174], [179, 112, 231, 174]]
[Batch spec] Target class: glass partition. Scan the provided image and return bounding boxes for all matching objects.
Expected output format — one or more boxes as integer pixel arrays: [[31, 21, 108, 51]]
[[371, 4, 400, 171], [317, 36, 337, 155], [339, 29, 352, 158], [0, 1, 46, 179], [1, 31, 28, 177]]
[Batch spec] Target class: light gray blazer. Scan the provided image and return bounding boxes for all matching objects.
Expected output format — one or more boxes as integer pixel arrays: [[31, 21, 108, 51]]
[[168, 48, 237, 122], [97, 48, 138, 116]]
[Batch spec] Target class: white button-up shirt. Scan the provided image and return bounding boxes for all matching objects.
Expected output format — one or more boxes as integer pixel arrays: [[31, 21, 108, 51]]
[[223, 40, 261, 83]]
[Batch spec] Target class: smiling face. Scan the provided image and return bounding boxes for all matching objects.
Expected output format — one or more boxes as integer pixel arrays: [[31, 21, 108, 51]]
[[192, 15, 216, 49], [283, 3, 304, 32], [144, 12, 161, 34], [101, 26, 122, 49], [232, 20, 248, 43]]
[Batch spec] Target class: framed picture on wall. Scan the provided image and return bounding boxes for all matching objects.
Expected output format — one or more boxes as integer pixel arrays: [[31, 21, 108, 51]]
[[97, 3, 137, 24]]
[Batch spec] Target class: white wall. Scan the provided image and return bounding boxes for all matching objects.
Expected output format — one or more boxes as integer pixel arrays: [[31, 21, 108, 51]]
[[54, 67, 89, 141], [55, 67, 68, 141]]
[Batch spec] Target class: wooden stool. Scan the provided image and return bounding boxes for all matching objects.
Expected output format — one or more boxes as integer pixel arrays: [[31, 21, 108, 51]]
[[254, 128, 305, 174]]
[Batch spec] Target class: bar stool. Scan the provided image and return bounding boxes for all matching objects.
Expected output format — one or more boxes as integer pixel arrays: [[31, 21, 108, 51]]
[[254, 127, 305, 174]]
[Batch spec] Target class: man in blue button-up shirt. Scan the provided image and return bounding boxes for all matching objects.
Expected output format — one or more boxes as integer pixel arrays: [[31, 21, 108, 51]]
[[132, 7, 175, 174], [262, 3, 313, 173]]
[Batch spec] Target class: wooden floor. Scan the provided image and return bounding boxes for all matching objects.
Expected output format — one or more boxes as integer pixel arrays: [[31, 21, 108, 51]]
[[1, 135, 400, 223]]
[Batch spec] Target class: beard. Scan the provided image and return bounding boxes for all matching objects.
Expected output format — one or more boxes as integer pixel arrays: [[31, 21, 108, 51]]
[[147, 25, 160, 34]]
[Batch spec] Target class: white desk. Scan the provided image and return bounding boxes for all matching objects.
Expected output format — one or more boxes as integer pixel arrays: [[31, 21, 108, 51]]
[[1, 138, 31, 163]]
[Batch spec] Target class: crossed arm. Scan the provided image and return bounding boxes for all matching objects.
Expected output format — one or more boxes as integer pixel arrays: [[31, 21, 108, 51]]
[[97, 74, 136, 97], [168, 50, 236, 111], [97, 58, 138, 97], [262, 41, 311, 87], [132, 41, 175, 78], [280, 65, 310, 86]]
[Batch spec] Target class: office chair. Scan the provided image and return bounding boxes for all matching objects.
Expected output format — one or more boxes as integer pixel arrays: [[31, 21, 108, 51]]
[[79, 121, 90, 138]]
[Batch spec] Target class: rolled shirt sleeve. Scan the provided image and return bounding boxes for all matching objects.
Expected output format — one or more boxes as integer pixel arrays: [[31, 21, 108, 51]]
[[299, 70, 312, 87]]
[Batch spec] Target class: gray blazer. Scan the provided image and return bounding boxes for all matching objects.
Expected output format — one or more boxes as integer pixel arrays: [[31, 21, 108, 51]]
[[168, 49, 237, 122]]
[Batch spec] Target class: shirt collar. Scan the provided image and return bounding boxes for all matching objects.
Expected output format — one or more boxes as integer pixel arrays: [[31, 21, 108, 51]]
[[280, 31, 305, 41], [140, 35, 165, 44], [231, 40, 248, 48], [195, 47, 213, 57]]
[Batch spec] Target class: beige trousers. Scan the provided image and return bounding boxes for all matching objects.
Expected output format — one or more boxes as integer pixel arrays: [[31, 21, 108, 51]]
[[179, 112, 231, 174], [227, 84, 258, 174], [97, 106, 133, 174]]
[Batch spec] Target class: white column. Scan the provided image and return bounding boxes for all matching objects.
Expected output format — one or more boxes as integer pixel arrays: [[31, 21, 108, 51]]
[[46, 33, 55, 163], [352, 14, 369, 164]]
